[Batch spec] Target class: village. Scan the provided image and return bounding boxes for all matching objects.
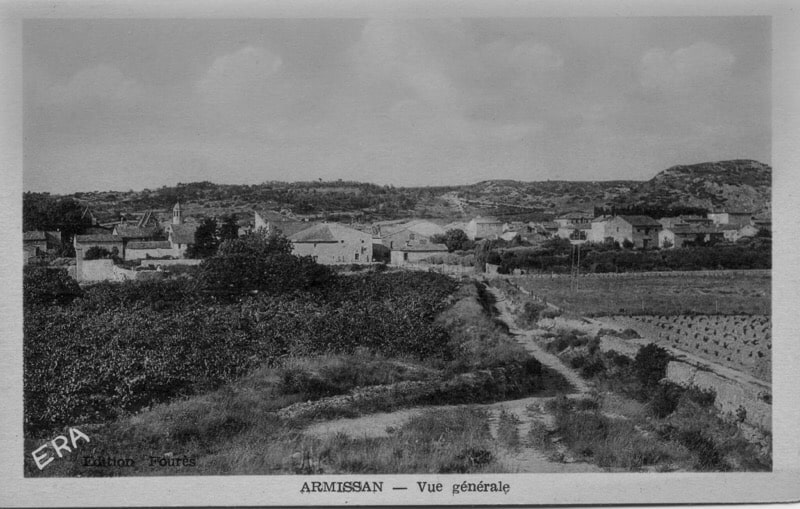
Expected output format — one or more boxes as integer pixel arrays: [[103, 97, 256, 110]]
[[22, 197, 771, 283]]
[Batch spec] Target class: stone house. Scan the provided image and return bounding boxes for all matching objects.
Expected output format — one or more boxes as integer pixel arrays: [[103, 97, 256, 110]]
[[165, 224, 197, 257], [377, 220, 445, 250], [74, 234, 125, 260], [23, 230, 63, 261], [605, 215, 662, 249], [659, 225, 727, 248], [254, 210, 311, 237], [465, 216, 503, 240], [553, 211, 593, 228], [708, 211, 753, 227], [124, 241, 176, 261], [556, 223, 590, 244], [390, 241, 449, 265], [587, 216, 613, 243], [289, 223, 373, 264]]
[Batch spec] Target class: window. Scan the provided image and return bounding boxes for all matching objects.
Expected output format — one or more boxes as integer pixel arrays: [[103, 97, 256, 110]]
[[355, 253, 359, 261], [403, 252, 408, 261]]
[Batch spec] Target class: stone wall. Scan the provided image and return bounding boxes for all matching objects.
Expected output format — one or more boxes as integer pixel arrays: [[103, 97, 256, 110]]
[[139, 259, 203, 268], [667, 361, 771, 432], [77, 259, 165, 283]]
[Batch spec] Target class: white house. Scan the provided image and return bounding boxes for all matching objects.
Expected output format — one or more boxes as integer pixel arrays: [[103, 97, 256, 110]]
[[289, 223, 373, 264]]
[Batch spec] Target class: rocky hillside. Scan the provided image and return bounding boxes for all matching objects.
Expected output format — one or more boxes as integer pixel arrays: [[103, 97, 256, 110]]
[[56, 159, 771, 222], [612, 160, 771, 215]]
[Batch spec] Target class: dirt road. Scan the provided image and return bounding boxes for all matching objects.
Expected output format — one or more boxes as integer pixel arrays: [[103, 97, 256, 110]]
[[302, 284, 601, 472]]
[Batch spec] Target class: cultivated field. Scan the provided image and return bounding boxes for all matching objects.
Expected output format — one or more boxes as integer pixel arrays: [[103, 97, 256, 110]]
[[509, 272, 770, 317], [608, 314, 771, 382]]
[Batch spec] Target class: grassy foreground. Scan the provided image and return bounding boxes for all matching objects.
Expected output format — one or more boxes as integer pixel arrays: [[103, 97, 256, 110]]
[[25, 280, 569, 476]]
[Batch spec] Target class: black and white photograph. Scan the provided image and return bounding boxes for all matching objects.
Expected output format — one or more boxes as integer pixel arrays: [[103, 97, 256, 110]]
[[2, 0, 800, 506]]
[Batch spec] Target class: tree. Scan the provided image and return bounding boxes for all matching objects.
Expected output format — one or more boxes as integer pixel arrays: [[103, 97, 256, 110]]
[[186, 218, 219, 259], [23, 193, 92, 245], [23, 266, 82, 307], [200, 230, 331, 298], [84, 246, 112, 260], [218, 214, 239, 241], [218, 229, 292, 257], [432, 229, 471, 252], [634, 344, 671, 388]]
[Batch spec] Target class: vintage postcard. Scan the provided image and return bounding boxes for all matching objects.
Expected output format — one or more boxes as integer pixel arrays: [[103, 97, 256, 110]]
[[1, 0, 799, 506]]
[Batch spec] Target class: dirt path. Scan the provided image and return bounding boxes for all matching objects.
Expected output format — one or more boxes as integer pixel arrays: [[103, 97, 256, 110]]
[[485, 286, 592, 395], [303, 284, 601, 472]]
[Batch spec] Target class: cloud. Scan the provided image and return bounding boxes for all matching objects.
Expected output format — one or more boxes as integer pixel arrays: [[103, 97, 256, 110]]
[[478, 38, 563, 78], [640, 41, 735, 95], [196, 46, 283, 107], [41, 64, 143, 109]]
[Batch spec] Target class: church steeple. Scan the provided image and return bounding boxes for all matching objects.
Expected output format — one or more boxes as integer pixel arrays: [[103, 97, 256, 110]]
[[172, 201, 183, 225]]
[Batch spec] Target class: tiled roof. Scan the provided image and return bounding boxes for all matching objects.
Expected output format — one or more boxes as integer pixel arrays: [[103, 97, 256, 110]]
[[559, 223, 591, 230], [168, 224, 197, 245], [272, 221, 314, 237], [558, 211, 593, 219], [75, 234, 123, 243], [472, 216, 501, 224], [381, 220, 445, 239], [290, 223, 367, 243], [23, 231, 47, 241], [443, 222, 467, 231], [290, 224, 338, 242], [115, 223, 161, 239], [82, 226, 114, 235], [127, 241, 172, 250], [617, 215, 662, 227]]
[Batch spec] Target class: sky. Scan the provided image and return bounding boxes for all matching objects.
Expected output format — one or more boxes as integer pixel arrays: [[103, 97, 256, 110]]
[[23, 17, 771, 193]]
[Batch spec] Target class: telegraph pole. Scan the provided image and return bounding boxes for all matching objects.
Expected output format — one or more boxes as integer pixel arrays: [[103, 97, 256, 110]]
[[570, 243, 581, 292]]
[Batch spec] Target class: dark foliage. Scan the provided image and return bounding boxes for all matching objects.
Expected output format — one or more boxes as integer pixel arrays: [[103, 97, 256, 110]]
[[23, 192, 93, 244], [634, 344, 672, 388], [83, 246, 117, 260], [186, 218, 219, 258], [431, 229, 473, 252], [494, 242, 770, 274], [24, 269, 458, 436], [218, 214, 239, 241], [23, 266, 83, 307]]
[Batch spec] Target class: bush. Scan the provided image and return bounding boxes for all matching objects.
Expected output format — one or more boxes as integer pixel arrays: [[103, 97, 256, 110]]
[[648, 382, 683, 418], [23, 266, 82, 307], [634, 344, 671, 388], [84, 246, 112, 260]]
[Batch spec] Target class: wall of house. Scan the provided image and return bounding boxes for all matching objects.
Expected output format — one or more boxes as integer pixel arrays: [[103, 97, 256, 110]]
[[466, 221, 503, 240], [292, 238, 372, 264], [605, 218, 633, 246], [588, 223, 608, 243], [390, 250, 448, 265], [124, 247, 178, 261]]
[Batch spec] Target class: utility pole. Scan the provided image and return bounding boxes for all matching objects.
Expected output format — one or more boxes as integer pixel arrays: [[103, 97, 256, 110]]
[[570, 243, 581, 292]]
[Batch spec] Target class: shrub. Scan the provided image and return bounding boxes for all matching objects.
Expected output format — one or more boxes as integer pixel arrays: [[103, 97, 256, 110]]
[[84, 246, 112, 260], [23, 266, 82, 307], [519, 301, 547, 326], [648, 382, 683, 418], [634, 344, 671, 388], [674, 428, 725, 470]]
